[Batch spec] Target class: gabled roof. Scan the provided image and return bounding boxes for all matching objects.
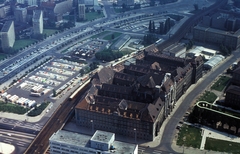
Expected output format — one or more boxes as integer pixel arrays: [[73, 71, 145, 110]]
[[92, 67, 115, 84], [137, 72, 165, 88], [140, 97, 164, 122], [101, 83, 133, 95]]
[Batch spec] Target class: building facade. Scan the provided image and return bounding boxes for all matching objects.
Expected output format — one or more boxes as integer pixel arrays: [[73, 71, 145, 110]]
[[32, 10, 43, 35], [78, 4, 85, 20], [225, 85, 240, 110], [193, 25, 240, 50], [14, 8, 27, 23], [1, 20, 15, 52], [49, 130, 138, 154]]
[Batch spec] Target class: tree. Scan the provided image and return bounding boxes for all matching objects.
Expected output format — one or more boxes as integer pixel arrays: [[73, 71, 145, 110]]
[[111, 34, 115, 40], [122, 3, 127, 12], [150, 0, 155, 6], [152, 21, 155, 33], [159, 22, 164, 34], [233, 0, 240, 8], [52, 89, 56, 97], [148, 20, 152, 32], [193, 4, 199, 10]]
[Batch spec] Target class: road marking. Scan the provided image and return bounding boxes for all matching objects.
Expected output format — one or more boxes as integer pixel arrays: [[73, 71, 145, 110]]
[[17, 142, 26, 146], [152, 150, 162, 154]]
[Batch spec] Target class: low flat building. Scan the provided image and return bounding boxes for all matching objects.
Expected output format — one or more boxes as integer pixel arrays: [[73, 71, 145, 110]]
[[111, 35, 131, 51], [49, 130, 138, 154], [162, 43, 186, 58]]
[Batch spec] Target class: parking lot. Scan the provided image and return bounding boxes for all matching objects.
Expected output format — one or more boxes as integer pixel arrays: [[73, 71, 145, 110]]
[[71, 39, 108, 59], [0, 58, 85, 107]]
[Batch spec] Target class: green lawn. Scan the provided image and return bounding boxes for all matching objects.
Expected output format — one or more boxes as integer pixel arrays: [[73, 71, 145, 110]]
[[0, 53, 7, 60], [91, 31, 110, 39], [85, 12, 104, 21], [43, 29, 58, 37], [103, 32, 122, 40], [198, 91, 217, 104], [114, 8, 122, 13], [13, 39, 36, 51], [211, 76, 230, 92], [0, 102, 28, 114], [205, 138, 240, 154], [176, 124, 202, 148]]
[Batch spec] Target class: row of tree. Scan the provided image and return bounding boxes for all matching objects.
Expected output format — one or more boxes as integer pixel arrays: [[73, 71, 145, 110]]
[[148, 18, 173, 35]]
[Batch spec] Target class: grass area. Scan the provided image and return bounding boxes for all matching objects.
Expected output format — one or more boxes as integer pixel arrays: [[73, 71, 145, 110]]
[[91, 31, 110, 39], [27, 102, 49, 117], [43, 29, 58, 37], [198, 91, 217, 104], [176, 124, 202, 148], [0, 53, 7, 60], [85, 12, 104, 21], [13, 39, 36, 51], [103, 32, 122, 40], [205, 138, 240, 154], [211, 76, 230, 92], [114, 8, 122, 13], [121, 48, 135, 53], [0, 102, 28, 114]]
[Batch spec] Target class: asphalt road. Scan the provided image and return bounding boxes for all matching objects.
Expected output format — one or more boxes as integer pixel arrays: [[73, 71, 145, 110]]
[[157, 50, 240, 153], [0, 128, 35, 154]]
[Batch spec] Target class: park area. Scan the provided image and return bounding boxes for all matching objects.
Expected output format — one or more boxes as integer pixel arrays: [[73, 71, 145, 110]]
[[0, 53, 7, 60], [211, 76, 230, 92], [13, 39, 36, 51], [85, 12, 104, 21], [197, 91, 217, 104], [176, 124, 202, 148], [205, 138, 240, 154], [43, 29, 59, 37]]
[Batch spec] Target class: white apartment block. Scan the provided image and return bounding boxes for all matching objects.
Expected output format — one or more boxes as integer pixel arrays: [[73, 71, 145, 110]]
[[1, 20, 15, 52], [78, 4, 85, 20], [32, 10, 43, 35]]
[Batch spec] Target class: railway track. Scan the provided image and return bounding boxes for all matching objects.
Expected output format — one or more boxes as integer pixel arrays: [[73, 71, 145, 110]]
[[24, 82, 91, 154]]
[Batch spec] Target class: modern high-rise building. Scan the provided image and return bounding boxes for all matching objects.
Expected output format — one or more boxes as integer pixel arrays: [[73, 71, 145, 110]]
[[32, 10, 43, 35], [78, 4, 85, 20], [1, 20, 15, 52], [14, 8, 27, 23], [49, 130, 138, 154]]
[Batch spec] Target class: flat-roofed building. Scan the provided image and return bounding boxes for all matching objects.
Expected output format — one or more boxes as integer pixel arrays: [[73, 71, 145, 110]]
[[1, 20, 15, 52], [162, 43, 186, 58], [49, 130, 138, 154], [32, 10, 43, 35]]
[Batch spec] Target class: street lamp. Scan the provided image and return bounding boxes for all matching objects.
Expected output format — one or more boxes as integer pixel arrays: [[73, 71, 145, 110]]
[[90, 120, 94, 134], [134, 128, 137, 143]]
